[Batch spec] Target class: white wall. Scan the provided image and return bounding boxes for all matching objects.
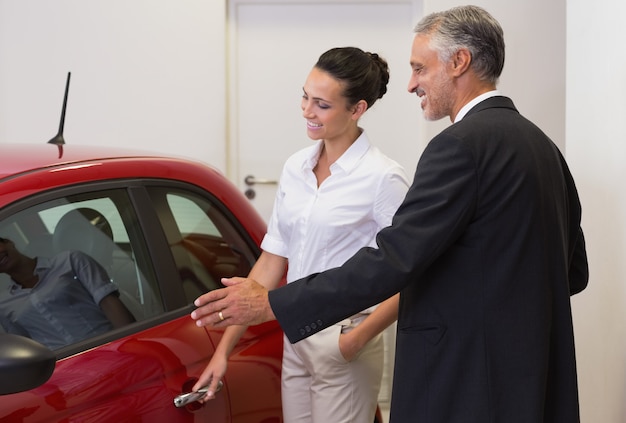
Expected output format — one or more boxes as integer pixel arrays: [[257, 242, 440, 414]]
[[0, 0, 227, 170], [567, 1, 626, 421]]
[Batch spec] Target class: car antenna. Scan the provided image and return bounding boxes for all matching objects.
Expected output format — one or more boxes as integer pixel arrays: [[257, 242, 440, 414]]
[[48, 72, 71, 156]]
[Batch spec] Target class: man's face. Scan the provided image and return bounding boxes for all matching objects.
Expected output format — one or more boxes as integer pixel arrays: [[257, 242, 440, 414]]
[[407, 34, 456, 121]]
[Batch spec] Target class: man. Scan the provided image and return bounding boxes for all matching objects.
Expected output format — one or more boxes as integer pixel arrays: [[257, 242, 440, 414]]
[[0, 237, 135, 349], [192, 5, 588, 422]]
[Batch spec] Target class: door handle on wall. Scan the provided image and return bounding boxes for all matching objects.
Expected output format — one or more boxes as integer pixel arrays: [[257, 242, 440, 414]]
[[244, 175, 278, 186], [243, 175, 278, 200]]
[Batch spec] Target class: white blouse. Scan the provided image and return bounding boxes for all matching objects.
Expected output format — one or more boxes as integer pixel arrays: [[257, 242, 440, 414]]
[[261, 131, 409, 286]]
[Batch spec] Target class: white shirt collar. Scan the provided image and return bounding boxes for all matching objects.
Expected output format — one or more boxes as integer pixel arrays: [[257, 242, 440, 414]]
[[303, 130, 370, 174], [454, 90, 500, 123]]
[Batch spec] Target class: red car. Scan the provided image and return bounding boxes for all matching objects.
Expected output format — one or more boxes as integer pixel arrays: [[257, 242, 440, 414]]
[[0, 143, 285, 422], [0, 143, 385, 423]]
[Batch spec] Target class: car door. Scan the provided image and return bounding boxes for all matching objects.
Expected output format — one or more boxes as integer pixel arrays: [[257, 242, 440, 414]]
[[0, 182, 234, 422], [143, 184, 284, 422]]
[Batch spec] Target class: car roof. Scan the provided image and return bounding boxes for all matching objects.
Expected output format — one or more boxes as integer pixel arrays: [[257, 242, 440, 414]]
[[0, 143, 165, 179], [0, 142, 268, 245]]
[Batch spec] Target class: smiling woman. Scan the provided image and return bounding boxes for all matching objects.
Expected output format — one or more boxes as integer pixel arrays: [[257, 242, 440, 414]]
[[192, 46, 409, 423]]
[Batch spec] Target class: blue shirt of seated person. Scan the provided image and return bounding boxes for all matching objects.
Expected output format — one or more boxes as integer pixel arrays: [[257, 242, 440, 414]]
[[0, 238, 135, 350]]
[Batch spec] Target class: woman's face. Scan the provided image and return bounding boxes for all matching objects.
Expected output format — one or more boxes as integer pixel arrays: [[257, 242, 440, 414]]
[[301, 67, 358, 142]]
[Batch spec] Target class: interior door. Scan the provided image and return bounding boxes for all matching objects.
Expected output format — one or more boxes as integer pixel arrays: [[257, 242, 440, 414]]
[[227, 0, 423, 405], [227, 0, 424, 223]]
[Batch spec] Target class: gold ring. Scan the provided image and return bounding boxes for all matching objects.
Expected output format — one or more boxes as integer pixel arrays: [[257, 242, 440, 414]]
[[218, 311, 225, 321]]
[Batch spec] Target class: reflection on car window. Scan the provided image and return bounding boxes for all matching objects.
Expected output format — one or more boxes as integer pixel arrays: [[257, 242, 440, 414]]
[[39, 198, 130, 243], [0, 238, 134, 349], [166, 195, 221, 236], [148, 188, 255, 304], [0, 190, 163, 349]]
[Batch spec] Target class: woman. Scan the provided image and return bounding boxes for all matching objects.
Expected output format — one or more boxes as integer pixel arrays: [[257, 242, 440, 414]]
[[194, 47, 409, 423]]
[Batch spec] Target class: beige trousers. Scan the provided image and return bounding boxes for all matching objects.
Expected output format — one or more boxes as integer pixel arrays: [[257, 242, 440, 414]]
[[281, 318, 384, 423]]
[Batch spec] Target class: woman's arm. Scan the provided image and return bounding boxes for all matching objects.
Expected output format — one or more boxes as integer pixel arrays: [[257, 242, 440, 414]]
[[338, 293, 399, 361], [192, 250, 287, 399]]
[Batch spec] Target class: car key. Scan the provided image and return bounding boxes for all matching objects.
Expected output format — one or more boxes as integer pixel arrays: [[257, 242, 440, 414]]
[[174, 381, 223, 408]]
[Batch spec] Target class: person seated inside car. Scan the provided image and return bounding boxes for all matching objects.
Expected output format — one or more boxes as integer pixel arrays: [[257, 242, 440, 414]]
[[0, 236, 135, 349]]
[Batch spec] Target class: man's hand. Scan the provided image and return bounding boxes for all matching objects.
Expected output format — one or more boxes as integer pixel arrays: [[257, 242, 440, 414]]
[[191, 277, 276, 328]]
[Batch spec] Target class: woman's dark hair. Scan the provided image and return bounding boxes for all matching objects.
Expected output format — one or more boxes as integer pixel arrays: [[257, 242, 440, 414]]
[[314, 47, 390, 110]]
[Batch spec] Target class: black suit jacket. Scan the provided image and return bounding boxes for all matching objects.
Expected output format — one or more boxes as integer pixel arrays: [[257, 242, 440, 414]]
[[269, 96, 588, 422]]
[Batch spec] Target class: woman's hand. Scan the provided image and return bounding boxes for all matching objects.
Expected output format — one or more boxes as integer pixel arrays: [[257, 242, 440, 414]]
[[338, 331, 364, 362], [193, 353, 228, 401]]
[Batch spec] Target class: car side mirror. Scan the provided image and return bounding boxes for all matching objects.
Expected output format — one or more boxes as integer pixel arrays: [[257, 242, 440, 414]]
[[0, 334, 56, 395]]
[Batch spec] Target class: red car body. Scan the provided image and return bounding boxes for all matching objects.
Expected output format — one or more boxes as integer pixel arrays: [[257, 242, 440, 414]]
[[0, 143, 284, 422]]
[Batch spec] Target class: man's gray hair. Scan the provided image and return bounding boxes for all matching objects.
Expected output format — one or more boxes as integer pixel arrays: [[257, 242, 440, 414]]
[[414, 5, 505, 84]]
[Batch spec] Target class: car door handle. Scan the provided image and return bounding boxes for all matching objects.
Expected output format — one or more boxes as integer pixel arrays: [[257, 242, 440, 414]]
[[173, 381, 224, 408], [244, 175, 278, 186]]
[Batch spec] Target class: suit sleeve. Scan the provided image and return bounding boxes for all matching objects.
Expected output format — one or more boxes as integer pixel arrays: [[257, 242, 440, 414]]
[[269, 133, 478, 343]]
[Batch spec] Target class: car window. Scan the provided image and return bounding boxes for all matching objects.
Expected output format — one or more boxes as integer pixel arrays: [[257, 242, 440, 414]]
[[38, 198, 130, 244], [0, 189, 163, 350], [147, 187, 256, 304]]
